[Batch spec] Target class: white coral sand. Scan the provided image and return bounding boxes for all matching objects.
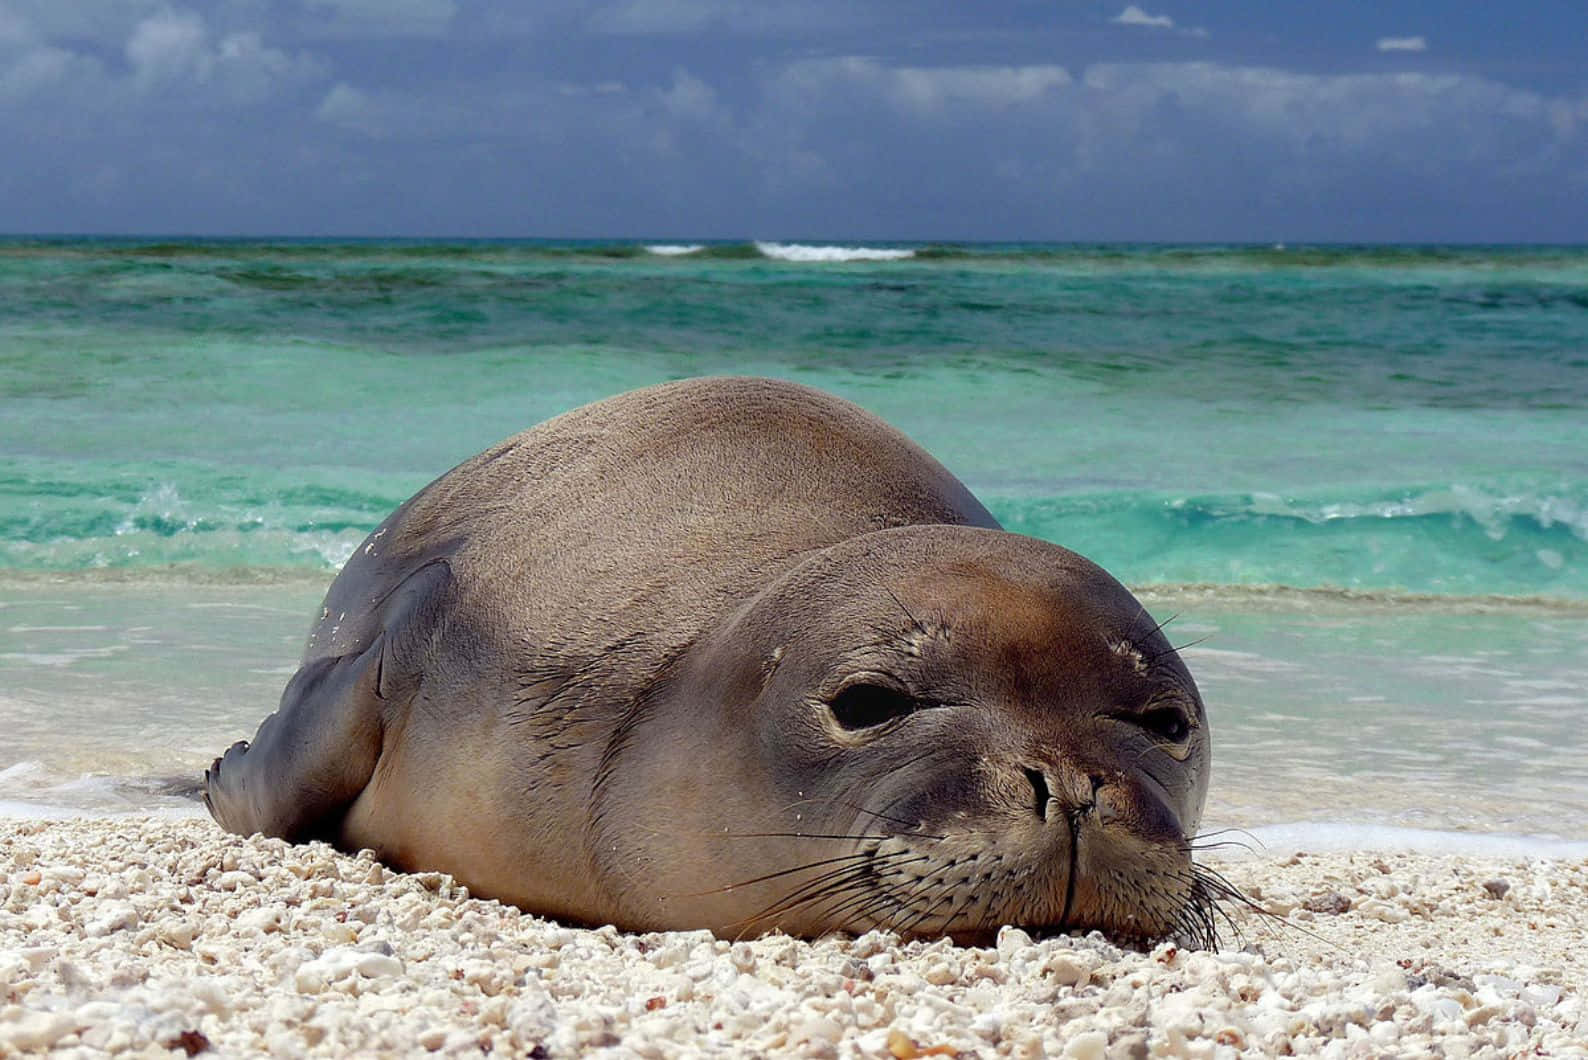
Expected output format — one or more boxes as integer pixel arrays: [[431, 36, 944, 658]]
[[3, 817, 1585, 1057]]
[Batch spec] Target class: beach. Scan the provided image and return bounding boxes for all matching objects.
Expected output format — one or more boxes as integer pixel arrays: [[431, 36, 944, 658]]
[[3, 815, 1585, 1057], [3, 239, 1586, 1055]]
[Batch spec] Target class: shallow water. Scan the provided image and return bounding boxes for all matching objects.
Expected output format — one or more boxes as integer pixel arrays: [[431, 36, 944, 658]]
[[1154, 591, 1588, 840], [4, 577, 1585, 843]]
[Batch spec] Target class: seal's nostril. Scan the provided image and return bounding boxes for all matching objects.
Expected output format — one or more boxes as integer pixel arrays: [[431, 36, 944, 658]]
[[1023, 767, 1052, 821], [1072, 774, 1104, 819]]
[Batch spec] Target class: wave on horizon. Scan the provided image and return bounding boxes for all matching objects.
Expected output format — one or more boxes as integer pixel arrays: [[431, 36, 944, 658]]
[[753, 241, 916, 263]]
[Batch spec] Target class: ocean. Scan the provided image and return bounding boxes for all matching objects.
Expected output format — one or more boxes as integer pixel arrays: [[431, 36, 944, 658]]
[[3, 237, 1586, 850]]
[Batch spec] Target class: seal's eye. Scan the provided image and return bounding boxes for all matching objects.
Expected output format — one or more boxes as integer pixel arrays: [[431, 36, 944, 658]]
[[829, 683, 918, 731], [1139, 705, 1191, 743]]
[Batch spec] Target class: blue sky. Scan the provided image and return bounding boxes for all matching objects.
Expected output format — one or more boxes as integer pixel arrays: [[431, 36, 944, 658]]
[[3, 1, 1585, 241]]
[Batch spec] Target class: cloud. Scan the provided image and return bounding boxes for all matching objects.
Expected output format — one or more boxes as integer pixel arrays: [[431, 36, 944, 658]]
[[589, 0, 861, 35], [304, 0, 457, 37], [2, 1, 166, 49], [556, 80, 627, 97], [592, 0, 724, 33], [1111, 6, 1174, 30], [213, 32, 325, 103], [0, 44, 99, 101], [659, 68, 722, 123], [0, 7, 32, 47], [5, 11, 1586, 243], [126, 9, 208, 87], [123, 8, 325, 102], [774, 58, 1071, 116], [1074, 62, 1546, 154], [315, 82, 387, 136], [313, 78, 561, 143], [749, 55, 1588, 237], [1377, 36, 1428, 53], [1109, 6, 1207, 40]]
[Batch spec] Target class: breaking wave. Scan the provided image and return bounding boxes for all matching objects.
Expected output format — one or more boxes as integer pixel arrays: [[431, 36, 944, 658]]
[[987, 483, 1588, 599], [5, 469, 1583, 599], [752, 242, 916, 263]]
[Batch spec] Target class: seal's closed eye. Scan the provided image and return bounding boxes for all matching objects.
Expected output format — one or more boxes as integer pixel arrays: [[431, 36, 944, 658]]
[[829, 682, 919, 730]]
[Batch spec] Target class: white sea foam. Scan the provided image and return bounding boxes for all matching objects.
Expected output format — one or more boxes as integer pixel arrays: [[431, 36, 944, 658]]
[[1233, 822, 1588, 858], [1244, 485, 1588, 541], [114, 482, 192, 537], [0, 760, 47, 785], [754, 241, 915, 263], [0, 799, 205, 820], [644, 244, 704, 256], [0, 761, 208, 819], [0, 644, 129, 668]]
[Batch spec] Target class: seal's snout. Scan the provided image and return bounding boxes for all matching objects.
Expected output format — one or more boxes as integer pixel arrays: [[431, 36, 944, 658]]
[[1018, 757, 1106, 823], [1016, 749, 1188, 855]]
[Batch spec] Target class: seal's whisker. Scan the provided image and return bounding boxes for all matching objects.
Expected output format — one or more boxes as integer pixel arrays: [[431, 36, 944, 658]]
[[879, 584, 930, 637], [896, 893, 957, 937], [722, 868, 880, 938], [732, 874, 875, 939], [712, 830, 895, 842], [777, 795, 943, 837], [1125, 738, 1193, 765], [1187, 839, 1261, 856], [736, 849, 906, 918], [845, 858, 938, 930], [1166, 861, 1345, 954], [1190, 826, 1264, 845], [1188, 862, 1264, 913], [799, 877, 900, 934], [672, 851, 879, 899], [867, 852, 986, 938], [828, 876, 931, 937], [1143, 610, 1180, 640], [768, 849, 934, 927], [1151, 634, 1211, 660], [1168, 898, 1211, 948], [733, 851, 932, 934], [1187, 827, 1266, 857], [1154, 863, 1223, 950]]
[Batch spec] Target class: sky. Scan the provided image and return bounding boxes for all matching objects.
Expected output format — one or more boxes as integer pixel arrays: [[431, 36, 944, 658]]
[[3, 1, 1586, 241]]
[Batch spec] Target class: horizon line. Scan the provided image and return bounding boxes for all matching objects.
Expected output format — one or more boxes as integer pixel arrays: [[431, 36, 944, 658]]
[[4, 232, 1587, 249]]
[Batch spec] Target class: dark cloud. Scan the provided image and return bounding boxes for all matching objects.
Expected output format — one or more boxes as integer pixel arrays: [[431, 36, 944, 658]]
[[2, 2, 1585, 239]]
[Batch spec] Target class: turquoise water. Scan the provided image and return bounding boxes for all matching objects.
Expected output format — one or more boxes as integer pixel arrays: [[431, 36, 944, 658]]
[[2, 238, 1586, 837]]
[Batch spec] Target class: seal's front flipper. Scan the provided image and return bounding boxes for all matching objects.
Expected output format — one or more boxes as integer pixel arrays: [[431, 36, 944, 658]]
[[204, 636, 392, 840], [205, 558, 451, 842]]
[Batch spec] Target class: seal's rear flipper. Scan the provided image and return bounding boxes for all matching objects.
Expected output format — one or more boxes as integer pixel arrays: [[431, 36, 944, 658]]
[[205, 558, 451, 842]]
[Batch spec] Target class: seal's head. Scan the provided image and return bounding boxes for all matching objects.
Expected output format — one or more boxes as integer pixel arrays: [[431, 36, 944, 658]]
[[594, 524, 1212, 944]]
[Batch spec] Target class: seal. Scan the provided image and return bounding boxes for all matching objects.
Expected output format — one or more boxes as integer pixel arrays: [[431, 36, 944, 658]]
[[206, 377, 1213, 943]]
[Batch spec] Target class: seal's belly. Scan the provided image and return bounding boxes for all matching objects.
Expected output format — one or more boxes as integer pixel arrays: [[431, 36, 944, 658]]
[[338, 705, 606, 923]]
